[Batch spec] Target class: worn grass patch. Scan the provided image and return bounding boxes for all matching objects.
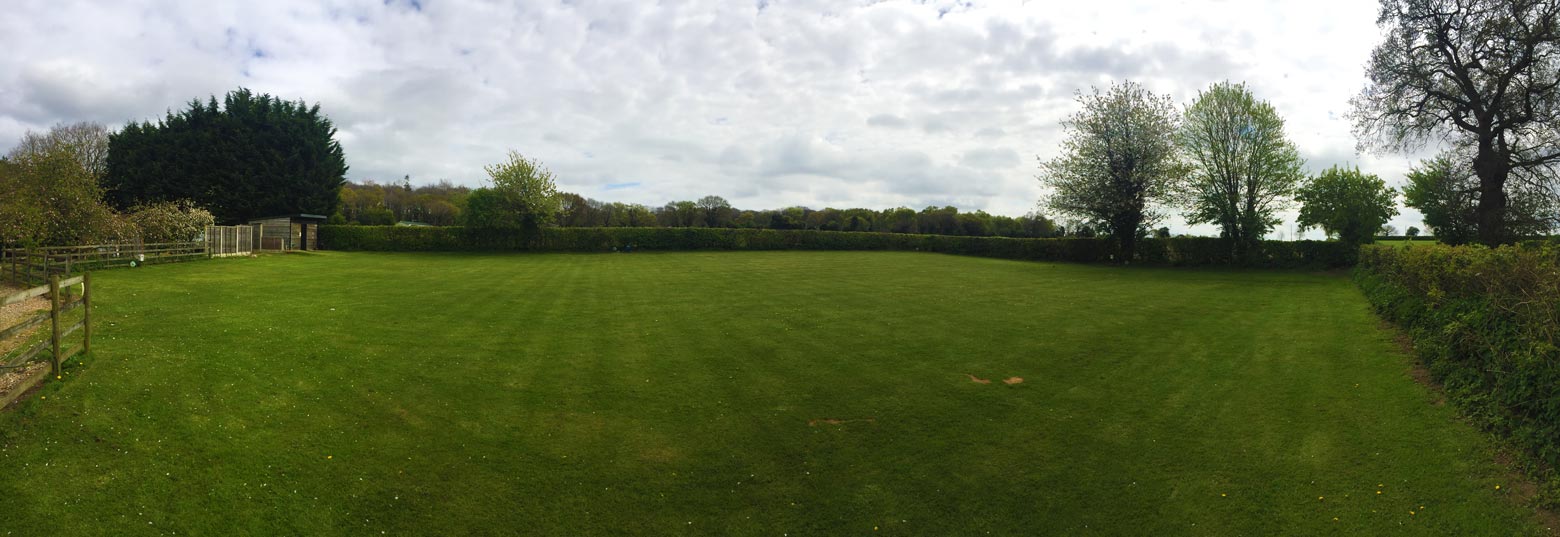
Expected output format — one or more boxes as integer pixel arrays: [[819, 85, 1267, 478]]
[[0, 251, 1546, 535]]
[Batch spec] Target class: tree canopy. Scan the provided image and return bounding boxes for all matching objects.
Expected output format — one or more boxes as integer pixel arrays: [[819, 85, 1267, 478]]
[[105, 88, 348, 223], [464, 151, 562, 231], [1352, 0, 1560, 244], [1296, 166, 1399, 245], [1039, 81, 1183, 262], [1178, 81, 1304, 258], [1, 140, 129, 246]]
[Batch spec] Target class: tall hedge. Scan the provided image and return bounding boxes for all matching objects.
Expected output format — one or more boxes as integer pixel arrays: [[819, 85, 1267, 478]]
[[1355, 243, 1560, 494], [105, 88, 347, 223], [318, 226, 1355, 268]]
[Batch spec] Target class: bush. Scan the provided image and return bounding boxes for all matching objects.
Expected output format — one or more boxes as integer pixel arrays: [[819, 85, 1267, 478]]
[[1355, 243, 1560, 499], [319, 226, 1355, 268], [124, 200, 215, 243], [0, 147, 132, 246]]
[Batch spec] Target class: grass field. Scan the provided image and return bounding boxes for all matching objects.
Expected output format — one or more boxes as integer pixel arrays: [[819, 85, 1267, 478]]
[[0, 251, 1546, 535]]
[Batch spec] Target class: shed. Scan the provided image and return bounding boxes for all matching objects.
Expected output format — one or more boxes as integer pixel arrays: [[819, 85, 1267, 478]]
[[247, 214, 328, 251]]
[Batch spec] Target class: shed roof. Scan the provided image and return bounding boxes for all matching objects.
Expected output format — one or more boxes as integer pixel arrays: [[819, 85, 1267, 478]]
[[249, 214, 329, 222]]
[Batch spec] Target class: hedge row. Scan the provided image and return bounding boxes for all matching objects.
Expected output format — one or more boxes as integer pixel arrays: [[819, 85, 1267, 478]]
[[1355, 243, 1560, 494], [318, 226, 1356, 268]]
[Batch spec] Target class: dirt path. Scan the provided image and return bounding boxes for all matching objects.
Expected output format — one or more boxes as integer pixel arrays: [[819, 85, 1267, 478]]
[[0, 284, 49, 357]]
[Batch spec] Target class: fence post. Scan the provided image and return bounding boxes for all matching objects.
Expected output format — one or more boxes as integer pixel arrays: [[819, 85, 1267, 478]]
[[83, 272, 92, 355], [49, 275, 61, 376]]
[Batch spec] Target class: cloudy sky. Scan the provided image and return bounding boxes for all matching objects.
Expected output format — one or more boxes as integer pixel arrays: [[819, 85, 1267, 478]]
[[1, 0, 1433, 236]]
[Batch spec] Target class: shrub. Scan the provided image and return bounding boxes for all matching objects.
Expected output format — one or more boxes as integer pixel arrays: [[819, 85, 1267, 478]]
[[1355, 243, 1560, 499], [124, 200, 215, 243], [0, 146, 132, 246], [320, 226, 1354, 268]]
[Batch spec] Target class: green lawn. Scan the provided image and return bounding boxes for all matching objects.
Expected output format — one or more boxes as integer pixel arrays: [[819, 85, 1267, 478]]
[[0, 251, 1545, 535]]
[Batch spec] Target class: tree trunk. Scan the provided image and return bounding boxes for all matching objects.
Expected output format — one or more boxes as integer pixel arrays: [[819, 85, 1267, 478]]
[[1115, 215, 1140, 265], [1473, 150, 1510, 246]]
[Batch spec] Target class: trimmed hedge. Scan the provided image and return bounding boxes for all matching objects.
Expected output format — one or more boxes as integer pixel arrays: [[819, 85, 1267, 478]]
[[1355, 243, 1560, 497], [318, 226, 1356, 268]]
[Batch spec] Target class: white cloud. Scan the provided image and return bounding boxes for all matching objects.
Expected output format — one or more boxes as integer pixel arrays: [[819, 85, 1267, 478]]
[[0, 0, 1429, 234]]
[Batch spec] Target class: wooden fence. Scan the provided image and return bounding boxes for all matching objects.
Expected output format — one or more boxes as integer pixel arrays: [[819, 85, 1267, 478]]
[[0, 273, 91, 408], [1, 241, 205, 286], [207, 225, 255, 257]]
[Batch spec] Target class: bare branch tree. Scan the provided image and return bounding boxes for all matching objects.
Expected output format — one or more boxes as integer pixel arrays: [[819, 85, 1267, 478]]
[[1352, 0, 1560, 244], [7, 122, 111, 180]]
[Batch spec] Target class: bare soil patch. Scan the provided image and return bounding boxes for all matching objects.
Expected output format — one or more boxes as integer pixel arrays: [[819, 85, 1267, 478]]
[[0, 285, 50, 356], [0, 361, 49, 408], [965, 374, 991, 384], [1002, 377, 1024, 385]]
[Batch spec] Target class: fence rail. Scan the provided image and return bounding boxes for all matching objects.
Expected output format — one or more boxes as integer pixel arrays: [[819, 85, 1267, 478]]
[[1, 241, 205, 286], [0, 273, 91, 408]]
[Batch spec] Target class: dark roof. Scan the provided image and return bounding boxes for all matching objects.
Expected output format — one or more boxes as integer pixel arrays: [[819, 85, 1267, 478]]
[[249, 214, 329, 222]]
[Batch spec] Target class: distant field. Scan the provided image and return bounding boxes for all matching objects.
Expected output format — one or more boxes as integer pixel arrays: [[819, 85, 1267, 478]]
[[0, 251, 1544, 535]]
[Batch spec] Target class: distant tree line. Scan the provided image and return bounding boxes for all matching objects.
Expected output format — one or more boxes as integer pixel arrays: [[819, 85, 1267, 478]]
[[334, 174, 1065, 239]]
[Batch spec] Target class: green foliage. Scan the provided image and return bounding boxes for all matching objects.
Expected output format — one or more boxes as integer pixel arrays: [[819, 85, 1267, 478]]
[[340, 180, 468, 226], [104, 88, 348, 223], [1403, 154, 1477, 244], [1403, 152, 1556, 245], [344, 180, 1061, 239], [473, 150, 561, 231], [1040, 81, 1184, 262], [0, 144, 130, 246], [123, 200, 215, 243], [318, 226, 1355, 268], [1356, 243, 1560, 501], [357, 206, 397, 226], [460, 188, 512, 229], [1296, 166, 1398, 245], [1406, 226, 1420, 237], [695, 195, 733, 227], [1178, 81, 1304, 257]]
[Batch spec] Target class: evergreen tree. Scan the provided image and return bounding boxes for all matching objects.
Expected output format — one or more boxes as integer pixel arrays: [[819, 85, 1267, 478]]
[[105, 88, 348, 223]]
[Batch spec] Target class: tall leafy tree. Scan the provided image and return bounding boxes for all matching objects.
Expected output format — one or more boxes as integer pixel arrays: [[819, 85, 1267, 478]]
[[1296, 166, 1399, 245], [696, 195, 733, 227], [105, 88, 348, 223], [1351, 0, 1560, 245], [1039, 81, 1182, 262], [466, 150, 562, 231], [1178, 82, 1305, 258], [1402, 153, 1480, 244]]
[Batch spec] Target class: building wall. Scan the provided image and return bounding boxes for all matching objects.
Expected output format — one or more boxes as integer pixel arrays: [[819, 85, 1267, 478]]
[[251, 218, 296, 251]]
